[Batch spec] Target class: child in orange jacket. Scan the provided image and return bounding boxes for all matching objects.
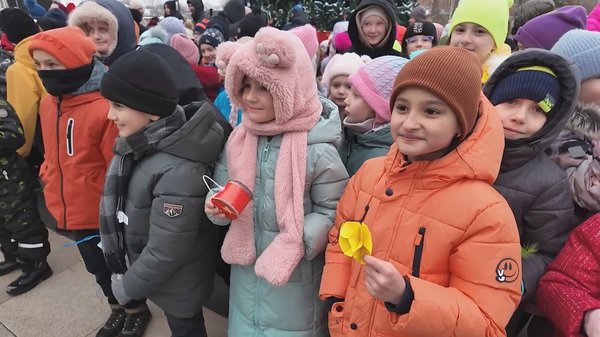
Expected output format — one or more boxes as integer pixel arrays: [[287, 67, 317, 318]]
[[320, 46, 522, 337]]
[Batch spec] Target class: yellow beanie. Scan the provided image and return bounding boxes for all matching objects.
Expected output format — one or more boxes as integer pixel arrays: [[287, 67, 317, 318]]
[[449, 0, 513, 48]]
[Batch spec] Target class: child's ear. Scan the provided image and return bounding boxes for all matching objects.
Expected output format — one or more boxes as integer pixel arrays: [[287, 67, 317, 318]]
[[149, 115, 160, 122]]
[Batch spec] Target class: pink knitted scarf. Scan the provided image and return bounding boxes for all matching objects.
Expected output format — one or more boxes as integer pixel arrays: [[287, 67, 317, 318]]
[[221, 109, 320, 286]]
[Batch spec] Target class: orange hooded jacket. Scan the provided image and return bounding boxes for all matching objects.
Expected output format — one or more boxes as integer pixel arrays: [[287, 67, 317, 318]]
[[320, 94, 522, 337], [31, 27, 118, 231]]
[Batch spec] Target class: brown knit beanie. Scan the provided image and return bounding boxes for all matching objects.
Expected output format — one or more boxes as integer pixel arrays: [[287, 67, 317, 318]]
[[390, 46, 482, 141]]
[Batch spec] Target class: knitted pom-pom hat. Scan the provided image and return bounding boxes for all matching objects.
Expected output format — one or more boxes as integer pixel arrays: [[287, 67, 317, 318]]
[[349, 55, 408, 125], [391, 46, 482, 141]]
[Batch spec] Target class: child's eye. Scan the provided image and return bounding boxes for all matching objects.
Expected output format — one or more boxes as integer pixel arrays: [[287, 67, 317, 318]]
[[395, 105, 408, 113], [112, 102, 123, 109], [453, 27, 465, 33], [475, 29, 487, 35], [534, 106, 545, 114], [344, 84, 351, 90], [424, 108, 440, 116], [506, 99, 518, 106]]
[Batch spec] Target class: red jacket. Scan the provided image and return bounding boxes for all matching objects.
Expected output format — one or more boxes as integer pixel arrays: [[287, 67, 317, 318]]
[[39, 91, 117, 231], [537, 213, 600, 337], [192, 64, 220, 101]]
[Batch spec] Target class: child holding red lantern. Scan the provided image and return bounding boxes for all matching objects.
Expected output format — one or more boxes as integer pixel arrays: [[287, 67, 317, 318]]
[[204, 27, 348, 337], [319, 46, 522, 337]]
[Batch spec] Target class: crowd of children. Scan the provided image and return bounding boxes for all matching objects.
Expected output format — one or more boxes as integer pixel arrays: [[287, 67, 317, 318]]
[[0, 0, 600, 336]]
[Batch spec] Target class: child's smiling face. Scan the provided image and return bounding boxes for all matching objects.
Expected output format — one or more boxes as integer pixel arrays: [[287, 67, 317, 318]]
[[494, 98, 547, 140], [83, 20, 114, 57], [107, 101, 159, 138], [450, 23, 495, 64], [391, 88, 460, 161], [241, 76, 275, 123]]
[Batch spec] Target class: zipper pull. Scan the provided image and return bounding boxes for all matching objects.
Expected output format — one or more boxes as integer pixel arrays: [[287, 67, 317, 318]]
[[2, 170, 8, 180], [414, 226, 426, 246], [262, 141, 271, 162]]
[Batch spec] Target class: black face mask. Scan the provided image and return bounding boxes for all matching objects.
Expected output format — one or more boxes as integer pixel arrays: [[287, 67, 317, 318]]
[[38, 63, 94, 97]]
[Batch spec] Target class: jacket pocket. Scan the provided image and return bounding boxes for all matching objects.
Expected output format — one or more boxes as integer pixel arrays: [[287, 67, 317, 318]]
[[328, 301, 345, 337], [411, 226, 427, 277]]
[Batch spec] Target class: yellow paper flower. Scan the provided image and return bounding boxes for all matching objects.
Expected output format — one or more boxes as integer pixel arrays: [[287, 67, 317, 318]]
[[339, 221, 372, 264]]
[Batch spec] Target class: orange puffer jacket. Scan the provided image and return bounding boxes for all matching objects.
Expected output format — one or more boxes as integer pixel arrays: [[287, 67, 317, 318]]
[[320, 94, 522, 337], [39, 90, 117, 231]]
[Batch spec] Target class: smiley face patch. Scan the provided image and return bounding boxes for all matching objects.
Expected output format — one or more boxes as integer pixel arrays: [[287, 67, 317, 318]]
[[495, 258, 520, 283]]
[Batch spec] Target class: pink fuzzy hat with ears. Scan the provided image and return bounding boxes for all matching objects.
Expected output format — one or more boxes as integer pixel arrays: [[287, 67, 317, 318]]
[[225, 27, 321, 124]]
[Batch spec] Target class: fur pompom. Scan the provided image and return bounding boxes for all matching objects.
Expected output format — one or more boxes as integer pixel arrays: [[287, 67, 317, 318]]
[[253, 27, 297, 69]]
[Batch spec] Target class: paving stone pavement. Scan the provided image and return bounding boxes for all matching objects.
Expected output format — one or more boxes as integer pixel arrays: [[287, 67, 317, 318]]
[[0, 230, 228, 337]]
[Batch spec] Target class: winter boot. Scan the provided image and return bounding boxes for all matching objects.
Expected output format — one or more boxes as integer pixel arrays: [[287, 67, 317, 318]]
[[0, 257, 18, 276], [6, 260, 52, 295], [96, 305, 126, 337], [119, 308, 152, 337], [0, 246, 19, 276]]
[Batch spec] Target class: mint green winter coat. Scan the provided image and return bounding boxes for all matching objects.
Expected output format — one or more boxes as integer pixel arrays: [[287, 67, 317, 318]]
[[211, 98, 349, 337]]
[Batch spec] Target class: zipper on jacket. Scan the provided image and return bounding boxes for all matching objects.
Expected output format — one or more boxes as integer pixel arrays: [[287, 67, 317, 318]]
[[254, 136, 272, 326], [359, 205, 369, 223], [411, 226, 427, 278], [261, 136, 272, 162], [56, 97, 68, 230]]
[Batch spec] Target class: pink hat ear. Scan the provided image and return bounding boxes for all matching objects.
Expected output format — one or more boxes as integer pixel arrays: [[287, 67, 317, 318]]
[[253, 27, 297, 69], [216, 41, 238, 76]]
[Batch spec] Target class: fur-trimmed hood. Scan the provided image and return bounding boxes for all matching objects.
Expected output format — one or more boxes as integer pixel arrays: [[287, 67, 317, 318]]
[[484, 48, 581, 171], [566, 103, 600, 140], [224, 27, 321, 125], [69, 0, 136, 66]]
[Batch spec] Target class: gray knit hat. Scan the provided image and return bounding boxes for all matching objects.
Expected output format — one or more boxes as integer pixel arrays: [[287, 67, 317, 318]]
[[410, 6, 427, 21], [551, 29, 600, 81]]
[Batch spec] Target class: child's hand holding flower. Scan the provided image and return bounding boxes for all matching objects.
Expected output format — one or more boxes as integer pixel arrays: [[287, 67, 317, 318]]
[[363, 255, 406, 305]]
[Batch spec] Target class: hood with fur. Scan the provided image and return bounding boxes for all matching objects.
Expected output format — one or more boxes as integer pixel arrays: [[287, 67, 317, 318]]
[[483, 48, 581, 171], [69, 0, 136, 66]]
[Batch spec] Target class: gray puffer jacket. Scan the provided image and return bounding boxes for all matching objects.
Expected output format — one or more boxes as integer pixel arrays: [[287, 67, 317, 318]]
[[121, 103, 225, 318], [483, 49, 580, 306], [210, 97, 349, 337]]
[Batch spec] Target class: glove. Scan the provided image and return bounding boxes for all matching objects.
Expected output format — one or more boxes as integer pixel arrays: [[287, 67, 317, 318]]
[[111, 274, 133, 305]]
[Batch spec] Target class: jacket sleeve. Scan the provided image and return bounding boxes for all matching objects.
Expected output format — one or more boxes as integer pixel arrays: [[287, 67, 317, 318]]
[[7, 65, 43, 158], [390, 202, 522, 337], [122, 164, 212, 299], [206, 151, 231, 226], [319, 172, 360, 300], [303, 144, 349, 261], [537, 217, 600, 337], [0, 100, 25, 153], [521, 177, 575, 302]]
